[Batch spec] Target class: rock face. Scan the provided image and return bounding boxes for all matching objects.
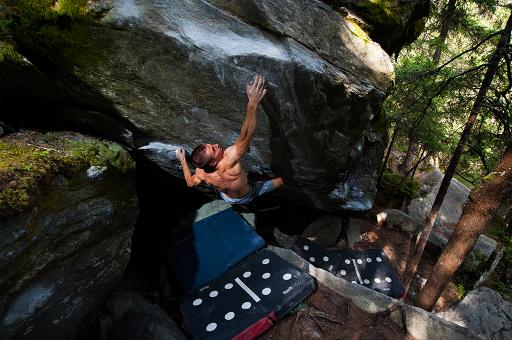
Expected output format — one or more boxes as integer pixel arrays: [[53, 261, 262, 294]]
[[321, 0, 430, 55], [436, 288, 512, 340], [408, 169, 471, 225], [5, 0, 409, 212], [0, 131, 138, 339], [107, 289, 186, 340]]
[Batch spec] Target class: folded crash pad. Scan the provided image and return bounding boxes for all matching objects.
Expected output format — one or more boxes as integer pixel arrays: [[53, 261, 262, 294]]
[[293, 237, 405, 298], [181, 248, 315, 339], [166, 207, 265, 291]]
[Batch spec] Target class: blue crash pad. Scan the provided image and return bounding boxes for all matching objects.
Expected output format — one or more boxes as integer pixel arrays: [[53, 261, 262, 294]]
[[167, 208, 265, 291]]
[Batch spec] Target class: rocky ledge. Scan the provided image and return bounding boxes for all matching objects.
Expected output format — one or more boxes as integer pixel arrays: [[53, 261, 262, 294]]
[[0, 131, 138, 339]]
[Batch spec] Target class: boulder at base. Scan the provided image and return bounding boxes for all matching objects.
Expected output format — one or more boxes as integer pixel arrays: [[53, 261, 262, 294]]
[[108, 289, 186, 340], [0, 131, 138, 339], [408, 169, 470, 225], [436, 288, 512, 340]]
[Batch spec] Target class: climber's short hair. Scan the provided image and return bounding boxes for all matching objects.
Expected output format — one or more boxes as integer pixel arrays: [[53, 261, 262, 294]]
[[190, 144, 216, 173]]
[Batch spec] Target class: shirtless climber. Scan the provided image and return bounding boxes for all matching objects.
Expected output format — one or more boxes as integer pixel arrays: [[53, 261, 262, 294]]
[[175, 74, 283, 205]]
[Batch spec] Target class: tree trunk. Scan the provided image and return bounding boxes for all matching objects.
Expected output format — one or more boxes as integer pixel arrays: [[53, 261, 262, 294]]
[[415, 148, 512, 310], [398, 137, 418, 176], [403, 11, 512, 292], [433, 0, 457, 65], [377, 124, 399, 187]]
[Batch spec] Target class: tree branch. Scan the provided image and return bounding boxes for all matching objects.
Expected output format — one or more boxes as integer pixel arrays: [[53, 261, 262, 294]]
[[426, 30, 503, 75]]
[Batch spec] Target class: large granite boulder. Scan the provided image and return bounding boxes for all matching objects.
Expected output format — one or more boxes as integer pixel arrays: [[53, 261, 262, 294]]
[[436, 288, 512, 340], [0, 131, 138, 339], [2, 0, 405, 211], [408, 169, 471, 225]]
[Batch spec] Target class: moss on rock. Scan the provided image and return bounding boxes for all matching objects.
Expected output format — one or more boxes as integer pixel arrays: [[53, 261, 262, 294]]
[[0, 131, 134, 218], [345, 17, 370, 43], [0, 3, 23, 62], [361, 0, 403, 26], [10, 0, 108, 67], [0, 40, 22, 62]]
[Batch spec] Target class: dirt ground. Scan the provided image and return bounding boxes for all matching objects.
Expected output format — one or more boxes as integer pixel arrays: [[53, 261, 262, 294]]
[[257, 215, 461, 340], [259, 284, 416, 340]]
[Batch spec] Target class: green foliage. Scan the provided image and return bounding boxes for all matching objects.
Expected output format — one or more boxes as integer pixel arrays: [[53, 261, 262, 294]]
[[384, 0, 510, 187], [494, 282, 512, 300], [486, 225, 512, 300], [453, 282, 466, 300], [461, 250, 487, 277], [381, 169, 421, 199]]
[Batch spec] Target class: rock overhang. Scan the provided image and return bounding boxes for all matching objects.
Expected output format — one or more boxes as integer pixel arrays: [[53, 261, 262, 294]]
[[8, 0, 405, 212]]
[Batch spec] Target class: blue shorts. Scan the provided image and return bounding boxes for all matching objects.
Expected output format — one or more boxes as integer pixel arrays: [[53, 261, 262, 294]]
[[220, 180, 275, 205]]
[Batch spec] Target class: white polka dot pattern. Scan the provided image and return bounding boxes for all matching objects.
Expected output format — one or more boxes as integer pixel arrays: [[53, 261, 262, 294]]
[[209, 290, 218, 297], [340, 270, 346, 275], [363, 279, 370, 284], [242, 302, 251, 309], [262, 288, 271, 295], [357, 259, 362, 264], [367, 258, 372, 263], [376, 257, 382, 262], [225, 312, 235, 320], [262, 258, 270, 264], [262, 272, 271, 279], [303, 245, 309, 250], [374, 278, 381, 283], [309, 257, 316, 262], [243, 271, 251, 278], [225, 283, 233, 289], [323, 256, 329, 262], [206, 323, 217, 332], [385, 277, 392, 282], [283, 273, 292, 280], [193, 298, 202, 306], [345, 259, 350, 264]]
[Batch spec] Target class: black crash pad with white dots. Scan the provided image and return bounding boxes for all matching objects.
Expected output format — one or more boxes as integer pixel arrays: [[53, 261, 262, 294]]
[[292, 237, 405, 299], [181, 248, 315, 339]]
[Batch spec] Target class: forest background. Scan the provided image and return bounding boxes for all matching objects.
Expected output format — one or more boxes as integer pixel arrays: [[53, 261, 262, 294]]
[[381, 0, 512, 309]]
